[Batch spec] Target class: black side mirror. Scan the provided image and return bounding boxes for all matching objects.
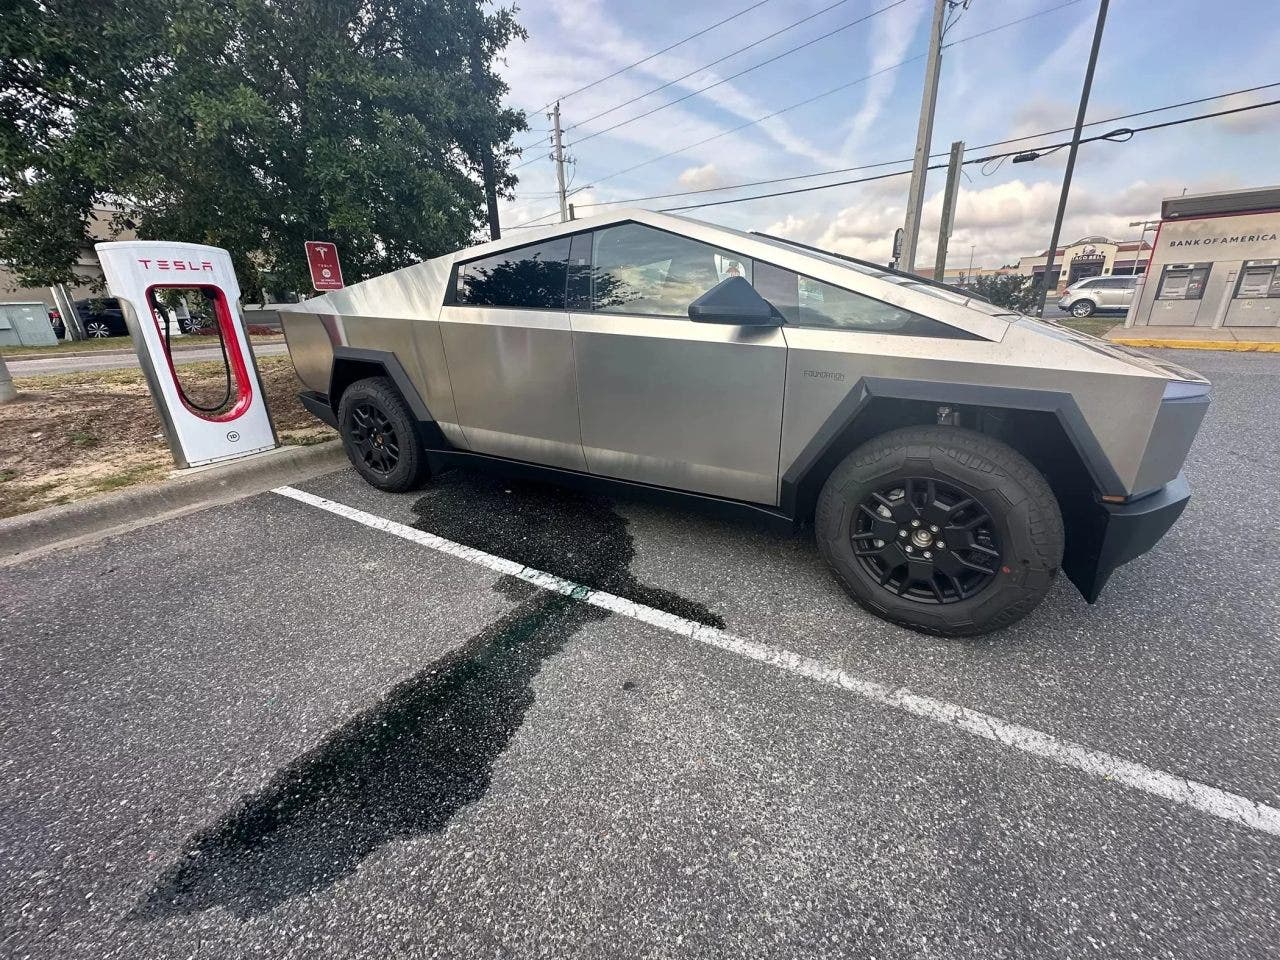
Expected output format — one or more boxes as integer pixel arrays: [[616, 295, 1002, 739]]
[[688, 276, 781, 325]]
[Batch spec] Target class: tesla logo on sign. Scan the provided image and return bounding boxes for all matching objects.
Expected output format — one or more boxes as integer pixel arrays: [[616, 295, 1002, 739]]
[[304, 241, 345, 291], [137, 259, 214, 271]]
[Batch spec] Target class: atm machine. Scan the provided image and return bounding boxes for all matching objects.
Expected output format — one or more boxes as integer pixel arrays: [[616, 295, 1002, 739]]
[[1145, 261, 1215, 326], [1224, 259, 1280, 327], [95, 241, 278, 468]]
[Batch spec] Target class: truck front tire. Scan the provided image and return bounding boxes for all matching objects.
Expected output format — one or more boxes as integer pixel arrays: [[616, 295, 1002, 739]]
[[337, 376, 431, 492], [816, 426, 1063, 637]]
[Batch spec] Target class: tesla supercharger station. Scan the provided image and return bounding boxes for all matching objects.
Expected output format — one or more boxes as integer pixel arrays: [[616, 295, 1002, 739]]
[[96, 240, 278, 468]]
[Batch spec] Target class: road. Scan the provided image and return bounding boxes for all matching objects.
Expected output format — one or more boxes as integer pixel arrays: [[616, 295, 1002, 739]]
[[8, 341, 290, 377], [1, 350, 1277, 958]]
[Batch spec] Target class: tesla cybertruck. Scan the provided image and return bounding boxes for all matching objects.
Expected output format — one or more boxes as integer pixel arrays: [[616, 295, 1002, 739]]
[[281, 209, 1209, 636]]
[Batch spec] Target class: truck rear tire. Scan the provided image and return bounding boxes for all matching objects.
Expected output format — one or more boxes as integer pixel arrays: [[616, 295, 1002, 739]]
[[337, 376, 431, 492], [815, 426, 1063, 637]]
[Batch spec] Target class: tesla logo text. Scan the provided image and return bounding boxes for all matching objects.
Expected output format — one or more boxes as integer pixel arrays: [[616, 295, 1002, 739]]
[[137, 259, 215, 271], [803, 369, 846, 381]]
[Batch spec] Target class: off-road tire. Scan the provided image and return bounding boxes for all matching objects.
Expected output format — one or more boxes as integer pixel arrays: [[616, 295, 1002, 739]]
[[1070, 299, 1096, 318], [337, 376, 431, 493], [815, 426, 1063, 637]]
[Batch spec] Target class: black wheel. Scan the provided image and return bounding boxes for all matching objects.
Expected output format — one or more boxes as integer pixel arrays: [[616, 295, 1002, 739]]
[[815, 426, 1063, 637], [337, 376, 430, 493], [1070, 299, 1096, 318]]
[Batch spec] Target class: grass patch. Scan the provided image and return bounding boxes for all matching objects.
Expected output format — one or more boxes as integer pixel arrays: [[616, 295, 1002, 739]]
[[1058, 317, 1118, 338], [0, 468, 17, 482], [69, 430, 101, 448], [88, 463, 167, 494]]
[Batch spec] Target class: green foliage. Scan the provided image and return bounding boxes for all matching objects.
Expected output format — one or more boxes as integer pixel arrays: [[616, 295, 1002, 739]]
[[965, 273, 1041, 313], [0, 0, 527, 297]]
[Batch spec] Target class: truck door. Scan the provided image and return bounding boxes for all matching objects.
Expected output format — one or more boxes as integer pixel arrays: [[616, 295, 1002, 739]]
[[568, 223, 786, 505], [437, 236, 587, 471]]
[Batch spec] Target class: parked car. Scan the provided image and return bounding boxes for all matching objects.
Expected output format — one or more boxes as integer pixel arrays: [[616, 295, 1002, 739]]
[[1058, 274, 1138, 318], [74, 297, 129, 338], [281, 210, 1209, 637], [48, 307, 65, 340]]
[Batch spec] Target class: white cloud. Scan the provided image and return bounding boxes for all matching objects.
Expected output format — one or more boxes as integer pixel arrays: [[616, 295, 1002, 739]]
[[677, 163, 724, 191], [841, 2, 929, 154], [1212, 95, 1279, 134], [779, 176, 1237, 270]]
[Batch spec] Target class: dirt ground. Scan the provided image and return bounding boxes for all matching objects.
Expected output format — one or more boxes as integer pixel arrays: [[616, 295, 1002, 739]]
[[0, 356, 334, 519]]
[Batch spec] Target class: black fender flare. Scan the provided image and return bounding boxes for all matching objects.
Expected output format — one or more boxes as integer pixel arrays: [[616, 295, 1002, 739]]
[[310, 347, 448, 450], [328, 347, 434, 422], [781, 376, 1123, 510], [779, 376, 1128, 602]]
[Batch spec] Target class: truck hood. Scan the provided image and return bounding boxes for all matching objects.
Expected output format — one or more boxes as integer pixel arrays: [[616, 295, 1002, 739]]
[[1011, 316, 1209, 384]]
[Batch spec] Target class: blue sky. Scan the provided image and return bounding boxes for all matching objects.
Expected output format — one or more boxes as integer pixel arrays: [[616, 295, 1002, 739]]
[[495, 0, 1279, 268]]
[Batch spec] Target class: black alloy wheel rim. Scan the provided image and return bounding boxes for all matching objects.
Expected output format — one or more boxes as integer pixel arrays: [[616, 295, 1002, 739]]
[[349, 402, 401, 475], [850, 476, 1002, 604]]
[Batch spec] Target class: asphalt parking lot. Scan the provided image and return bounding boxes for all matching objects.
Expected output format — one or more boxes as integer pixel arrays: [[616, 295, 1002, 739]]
[[2, 349, 1278, 958]]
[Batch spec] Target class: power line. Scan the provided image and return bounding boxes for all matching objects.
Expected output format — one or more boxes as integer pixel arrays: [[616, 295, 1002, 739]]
[[565, 0, 867, 136], [578, 0, 1084, 190], [658, 97, 1280, 211], [504, 85, 1274, 229], [566, 81, 1280, 209], [513, 0, 781, 123]]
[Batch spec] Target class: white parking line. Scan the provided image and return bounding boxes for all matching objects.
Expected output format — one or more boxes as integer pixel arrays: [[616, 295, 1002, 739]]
[[274, 484, 1280, 838]]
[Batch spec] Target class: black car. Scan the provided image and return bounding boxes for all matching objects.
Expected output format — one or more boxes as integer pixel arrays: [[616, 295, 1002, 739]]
[[74, 298, 129, 338], [71, 296, 209, 338]]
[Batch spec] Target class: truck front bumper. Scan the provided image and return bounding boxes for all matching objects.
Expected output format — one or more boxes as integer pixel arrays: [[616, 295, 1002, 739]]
[[1062, 473, 1191, 603]]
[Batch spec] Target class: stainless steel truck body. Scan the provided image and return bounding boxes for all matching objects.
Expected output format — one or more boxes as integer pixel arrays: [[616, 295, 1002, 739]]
[[282, 209, 1209, 636]]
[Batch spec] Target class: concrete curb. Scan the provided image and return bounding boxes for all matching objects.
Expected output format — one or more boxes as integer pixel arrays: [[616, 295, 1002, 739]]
[[1110, 338, 1280, 352], [1, 441, 348, 565]]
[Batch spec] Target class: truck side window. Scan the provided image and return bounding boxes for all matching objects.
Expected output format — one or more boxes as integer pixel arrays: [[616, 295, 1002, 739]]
[[591, 223, 751, 317], [755, 262, 966, 338], [457, 237, 572, 310]]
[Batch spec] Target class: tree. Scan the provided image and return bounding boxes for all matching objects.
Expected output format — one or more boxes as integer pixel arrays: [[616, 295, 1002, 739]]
[[966, 273, 1041, 314], [0, 0, 527, 298]]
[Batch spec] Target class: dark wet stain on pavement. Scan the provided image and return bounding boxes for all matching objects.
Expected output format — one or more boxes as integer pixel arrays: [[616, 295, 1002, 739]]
[[143, 472, 721, 918], [143, 579, 605, 918], [410, 471, 725, 628]]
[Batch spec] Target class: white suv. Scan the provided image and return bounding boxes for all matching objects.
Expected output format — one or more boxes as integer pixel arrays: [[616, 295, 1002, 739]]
[[1058, 275, 1138, 317]]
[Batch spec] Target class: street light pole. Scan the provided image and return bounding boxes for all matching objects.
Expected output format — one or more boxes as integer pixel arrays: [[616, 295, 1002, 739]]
[[1035, 0, 1110, 317], [1128, 219, 1158, 275]]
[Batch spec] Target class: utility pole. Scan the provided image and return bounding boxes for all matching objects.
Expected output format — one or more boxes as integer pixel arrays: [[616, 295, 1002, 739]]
[[551, 101, 569, 223], [932, 139, 964, 281], [1035, 0, 1110, 316], [899, 0, 948, 275]]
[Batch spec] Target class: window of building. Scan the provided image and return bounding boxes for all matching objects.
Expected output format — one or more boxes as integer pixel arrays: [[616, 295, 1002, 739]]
[[456, 237, 572, 310], [754, 262, 968, 338], [590, 223, 750, 317]]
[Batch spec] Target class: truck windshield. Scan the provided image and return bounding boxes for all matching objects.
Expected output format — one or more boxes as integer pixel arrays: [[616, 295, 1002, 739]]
[[750, 233, 1022, 319]]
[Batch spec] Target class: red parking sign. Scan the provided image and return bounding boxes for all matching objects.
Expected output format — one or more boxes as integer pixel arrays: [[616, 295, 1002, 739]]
[[304, 241, 344, 291]]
